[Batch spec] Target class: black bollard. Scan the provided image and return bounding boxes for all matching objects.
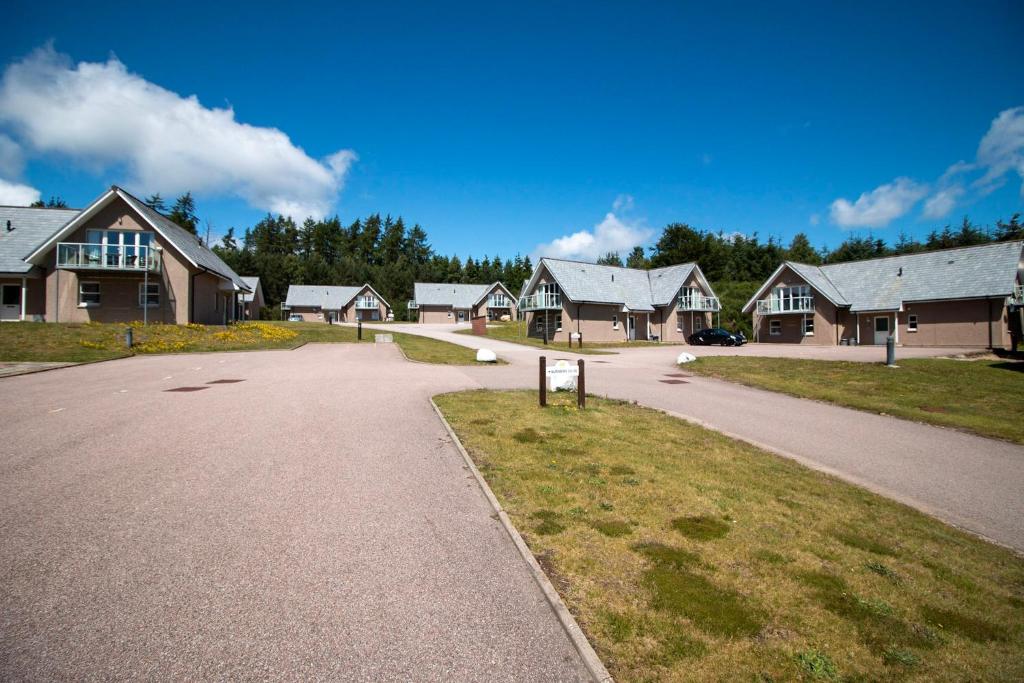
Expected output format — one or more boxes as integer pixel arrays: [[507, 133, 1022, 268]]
[[886, 335, 895, 366], [125, 327, 133, 348]]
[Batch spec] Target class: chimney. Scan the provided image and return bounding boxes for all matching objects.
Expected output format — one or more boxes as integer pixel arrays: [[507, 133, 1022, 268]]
[[5, 220, 12, 232], [897, 267, 902, 277]]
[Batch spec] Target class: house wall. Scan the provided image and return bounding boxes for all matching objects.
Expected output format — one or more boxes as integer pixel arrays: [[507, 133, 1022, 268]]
[[656, 272, 716, 342], [472, 283, 518, 320], [242, 288, 264, 319], [752, 267, 840, 345], [0, 276, 46, 320], [899, 299, 1009, 348], [417, 305, 453, 323], [342, 286, 388, 322], [191, 272, 232, 325], [288, 306, 324, 322]]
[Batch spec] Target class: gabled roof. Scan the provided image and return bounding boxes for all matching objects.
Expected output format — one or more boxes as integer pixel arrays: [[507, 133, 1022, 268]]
[[413, 282, 515, 309], [240, 276, 263, 303], [26, 186, 250, 291], [0, 205, 80, 274], [524, 258, 716, 312], [284, 283, 391, 310], [742, 241, 1024, 313]]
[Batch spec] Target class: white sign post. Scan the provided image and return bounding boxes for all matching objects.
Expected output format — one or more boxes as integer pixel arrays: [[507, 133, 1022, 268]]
[[539, 357, 586, 408]]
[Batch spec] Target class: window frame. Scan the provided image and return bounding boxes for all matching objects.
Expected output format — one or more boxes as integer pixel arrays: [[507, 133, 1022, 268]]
[[612, 314, 619, 329], [78, 281, 101, 307], [769, 319, 782, 336], [802, 316, 814, 336], [138, 282, 160, 308], [907, 314, 918, 332]]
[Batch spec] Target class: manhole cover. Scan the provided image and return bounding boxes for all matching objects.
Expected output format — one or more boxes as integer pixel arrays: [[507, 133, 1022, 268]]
[[165, 386, 209, 392], [207, 379, 245, 384], [659, 379, 689, 385]]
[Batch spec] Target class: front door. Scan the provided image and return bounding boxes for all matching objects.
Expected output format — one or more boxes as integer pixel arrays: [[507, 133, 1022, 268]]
[[1, 284, 20, 320], [457, 310, 466, 322], [627, 315, 636, 340], [874, 316, 890, 345]]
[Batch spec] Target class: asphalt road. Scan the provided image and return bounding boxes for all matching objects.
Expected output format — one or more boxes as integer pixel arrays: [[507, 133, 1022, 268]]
[[0, 346, 590, 681]]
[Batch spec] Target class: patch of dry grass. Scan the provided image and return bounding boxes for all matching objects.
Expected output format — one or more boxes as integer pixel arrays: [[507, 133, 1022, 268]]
[[435, 389, 1024, 682]]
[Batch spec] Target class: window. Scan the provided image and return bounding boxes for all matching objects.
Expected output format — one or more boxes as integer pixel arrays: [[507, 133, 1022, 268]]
[[447, 310, 452, 318], [555, 315, 562, 332], [536, 317, 544, 332], [79, 281, 100, 307], [771, 285, 811, 311], [694, 318, 704, 331], [139, 283, 160, 307], [612, 314, 619, 329], [907, 314, 918, 332], [769, 319, 782, 336], [676, 317, 683, 332], [803, 317, 814, 336]]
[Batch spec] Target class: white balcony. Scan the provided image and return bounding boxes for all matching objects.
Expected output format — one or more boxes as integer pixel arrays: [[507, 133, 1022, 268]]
[[407, 299, 419, 309], [57, 243, 160, 272], [678, 294, 720, 311], [356, 296, 380, 311], [519, 292, 562, 311], [756, 296, 814, 314]]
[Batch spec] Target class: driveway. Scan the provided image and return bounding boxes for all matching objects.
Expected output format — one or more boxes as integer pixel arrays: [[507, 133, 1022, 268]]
[[370, 323, 1024, 552], [0, 345, 590, 681]]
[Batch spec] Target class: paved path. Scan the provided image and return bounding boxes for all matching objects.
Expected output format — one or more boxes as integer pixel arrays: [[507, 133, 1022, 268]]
[[0, 346, 589, 681], [370, 323, 1024, 552]]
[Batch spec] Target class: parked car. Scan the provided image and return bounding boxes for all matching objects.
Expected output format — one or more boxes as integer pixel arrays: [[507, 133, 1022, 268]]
[[687, 327, 746, 346], [287, 314, 303, 322]]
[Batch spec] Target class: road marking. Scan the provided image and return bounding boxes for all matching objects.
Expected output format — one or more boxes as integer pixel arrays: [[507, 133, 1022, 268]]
[[48, 408, 64, 414]]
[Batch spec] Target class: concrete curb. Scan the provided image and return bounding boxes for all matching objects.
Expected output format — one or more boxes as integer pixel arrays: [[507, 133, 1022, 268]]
[[429, 397, 614, 683]]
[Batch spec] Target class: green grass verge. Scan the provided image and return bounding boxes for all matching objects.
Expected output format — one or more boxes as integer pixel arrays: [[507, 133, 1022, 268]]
[[435, 390, 1024, 682], [455, 320, 678, 354], [686, 356, 1024, 444], [0, 321, 494, 366]]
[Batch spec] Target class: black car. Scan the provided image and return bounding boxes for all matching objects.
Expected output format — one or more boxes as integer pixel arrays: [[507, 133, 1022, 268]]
[[687, 327, 746, 346]]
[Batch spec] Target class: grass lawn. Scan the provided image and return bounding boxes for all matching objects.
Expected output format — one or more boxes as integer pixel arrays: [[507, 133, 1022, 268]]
[[686, 356, 1024, 444], [435, 390, 1024, 682], [455, 320, 676, 354], [0, 321, 493, 366]]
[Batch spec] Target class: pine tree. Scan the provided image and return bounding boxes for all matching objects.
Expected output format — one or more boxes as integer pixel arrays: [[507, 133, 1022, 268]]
[[597, 251, 623, 266], [168, 192, 199, 235], [785, 233, 821, 264], [626, 246, 648, 269]]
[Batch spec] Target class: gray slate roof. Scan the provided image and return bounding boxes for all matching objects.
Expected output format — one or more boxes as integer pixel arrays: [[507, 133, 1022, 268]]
[[745, 241, 1024, 313], [240, 276, 262, 302], [0, 206, 79, 274], [413, 282, 511, 309], [117, 189, 249, 291], [532, 259, 708, 311], [285, 284, 389, 310]]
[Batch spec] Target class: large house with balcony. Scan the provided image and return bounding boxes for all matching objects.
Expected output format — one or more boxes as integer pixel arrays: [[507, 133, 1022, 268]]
[[1, 186, 250, 324], [518, 258, 720, 343], [742, 241, 1024, 348], [408, 282, 517, 323], [283, 284, 391, 323]]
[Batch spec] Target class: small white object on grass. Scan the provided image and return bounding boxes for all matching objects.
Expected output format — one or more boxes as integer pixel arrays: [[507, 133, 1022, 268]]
[[677, 352, 697, 364], [476, 348, 497, 363]]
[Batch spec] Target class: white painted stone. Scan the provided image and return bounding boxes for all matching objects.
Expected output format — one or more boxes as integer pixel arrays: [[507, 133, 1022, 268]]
[[677, 352, 697, 364], [476, 348, 498, 363]]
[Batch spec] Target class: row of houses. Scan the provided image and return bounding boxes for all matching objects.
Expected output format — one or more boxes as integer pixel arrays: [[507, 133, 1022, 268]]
[[516, 242, 1023, 348], [3, 186, 1021, 348]]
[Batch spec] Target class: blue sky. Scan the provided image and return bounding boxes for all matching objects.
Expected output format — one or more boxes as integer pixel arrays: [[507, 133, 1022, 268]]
[[2, 1, 1022, 260]]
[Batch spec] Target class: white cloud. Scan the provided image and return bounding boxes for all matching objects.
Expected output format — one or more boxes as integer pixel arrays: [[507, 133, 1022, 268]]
[[533, 205, 654, 262], [829, 177, 928, 228], [0, 134, 24, 177], [921, 185, 965, 219], [0, 177, 41, 205], [0, 45, 356, 219], [973, 106, 1024, 196], [612, 193, 634, 212]]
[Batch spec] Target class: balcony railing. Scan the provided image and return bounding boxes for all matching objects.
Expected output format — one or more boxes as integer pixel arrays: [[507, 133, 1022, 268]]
[[355, 298, 378, 309], [756, 296, 814, 314], [519, 292, 562, 311], [487, 295, 512, 308], [678, 294, 720, 311], [56, 243, 160, 272], [407, 299, 419, 309], [1012, 284, 1023, 304]]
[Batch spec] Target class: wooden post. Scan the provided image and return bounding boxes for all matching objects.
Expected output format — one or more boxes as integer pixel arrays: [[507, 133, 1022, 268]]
[[579, 333, 583, 349], [539, 356, 547, 407], [577, 359, 585, 409], [357, 320, 362, 340]]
